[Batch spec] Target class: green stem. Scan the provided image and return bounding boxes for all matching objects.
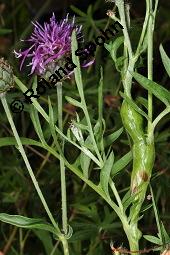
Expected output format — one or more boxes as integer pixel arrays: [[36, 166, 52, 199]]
[[135, 1, 150, 57], [57, 83, 68, 236], [81, 97, 103, 165], [117, 0, 133, 59], [0, 94, 61, 236], [61, 236, 69, 255], [109, 179, 124, 212], [149, 107, 170, 137], [14, 76, 132, 251], [147, 0, 153, 134], [14, 75, 101, 167]]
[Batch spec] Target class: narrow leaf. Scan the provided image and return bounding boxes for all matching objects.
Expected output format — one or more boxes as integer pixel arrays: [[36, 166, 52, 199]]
[[104, 36, 124, 63], [98, 67, 104, 123], [48, 97, 59, 146], [30, 106, 46, 145], [0, 137, 43, 148], [65, 96, 82, 108], [33, 229, 58, 255], [71, 30, 84, 97], [0, 214, 57, 235], [80, 152, 91, 179], [136, 96, 148, 110], [120, 92, 149, 120], [160, 44, 170, 77], [100, 151, 114, 197], [70, 5, 86, 17], [0, 28, 12, 35], [143, 235, 162, 245], [104, 127, 123, 147], [111, 151, 132, 177], [133, 72, 170, 106]]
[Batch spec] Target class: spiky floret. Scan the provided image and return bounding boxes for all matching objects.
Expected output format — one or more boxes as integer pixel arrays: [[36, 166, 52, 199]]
[[14, 13, 82, 75]]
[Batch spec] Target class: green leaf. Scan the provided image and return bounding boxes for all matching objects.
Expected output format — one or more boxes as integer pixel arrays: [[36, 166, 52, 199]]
[[0, 137, 60, 163], [115, 56, 126, 71], [104, 127, 123, 147], [71, 30, 84, 97], [143, 235, 162, 245], [150, 185, 164, 244], [0, 214, 57, 235], [100, 151, 114, 197], [160, 222, 170, 244], [160, 44, 170, 77], [0, 28, 12, 35], [0, 137, 43, 148], [30, 106, 46, 145], [104, 36, 124, 63], [133, 72, 170, 106], [33, 229, 58, 255], [65, 96, 82, 108], [98, 67, 104, 124], [120, 91, 149, 120], [111, 151, 132, 177], [70, 5, 86, 17], [80, 151, 91, 179], [48, 97, 59, 146], [122, 190, 135, 211], [136, 96, 148, 110]]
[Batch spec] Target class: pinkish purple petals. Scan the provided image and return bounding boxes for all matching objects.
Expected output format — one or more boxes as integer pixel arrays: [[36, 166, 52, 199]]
[[82, 59, 95, 68], [14, 13, 82, 75]]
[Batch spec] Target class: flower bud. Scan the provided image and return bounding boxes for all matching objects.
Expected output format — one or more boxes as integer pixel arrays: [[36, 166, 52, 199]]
[[70, 121, 83, 142], [0, 58, 14, 94]]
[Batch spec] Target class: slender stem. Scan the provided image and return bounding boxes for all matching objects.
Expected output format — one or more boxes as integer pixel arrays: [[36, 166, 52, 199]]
[[0, 95, 61, 236], [153, 0, 159, 21], [61, 237, 69, 255], [13, 76, 132, 250], [3, 227, 17, 254], [109, 179, 124, 212], [116, 0, 135, 97], [147, 0, 153, 134], [135, 1, 150, 57], [14, 73, 101, 167], [57, 83, 68, 236], [50, 241, 60, 255], [151, 107, 170, 133], [117, 0, 133, 59], [80, 92, 103, 165]]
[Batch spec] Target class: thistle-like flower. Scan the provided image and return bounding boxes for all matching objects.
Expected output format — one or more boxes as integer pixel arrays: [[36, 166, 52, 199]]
[[14, 13, 82, 75]]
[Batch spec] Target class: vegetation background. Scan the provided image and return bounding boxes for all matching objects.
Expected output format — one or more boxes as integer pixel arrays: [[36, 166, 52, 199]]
[[0, 0, 170, 254]]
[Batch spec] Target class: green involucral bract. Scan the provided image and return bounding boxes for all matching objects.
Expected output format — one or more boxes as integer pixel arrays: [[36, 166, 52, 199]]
[[120, 101, 155, 203], [0, 58, 14, 93]]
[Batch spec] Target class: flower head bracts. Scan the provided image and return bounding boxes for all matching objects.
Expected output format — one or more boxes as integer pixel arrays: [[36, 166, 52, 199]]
[[0, 58, 14, 94], [14, 13, 82, 75]]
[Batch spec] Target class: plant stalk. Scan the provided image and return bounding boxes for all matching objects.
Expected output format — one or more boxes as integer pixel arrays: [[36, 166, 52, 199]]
[[0, 94, 61, 236], [57, 83, 68, 233], [57, 83, 69, 254]]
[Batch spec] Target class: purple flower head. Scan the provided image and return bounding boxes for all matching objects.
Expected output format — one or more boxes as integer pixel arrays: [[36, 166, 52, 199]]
[[14, 13, 82, 75]]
